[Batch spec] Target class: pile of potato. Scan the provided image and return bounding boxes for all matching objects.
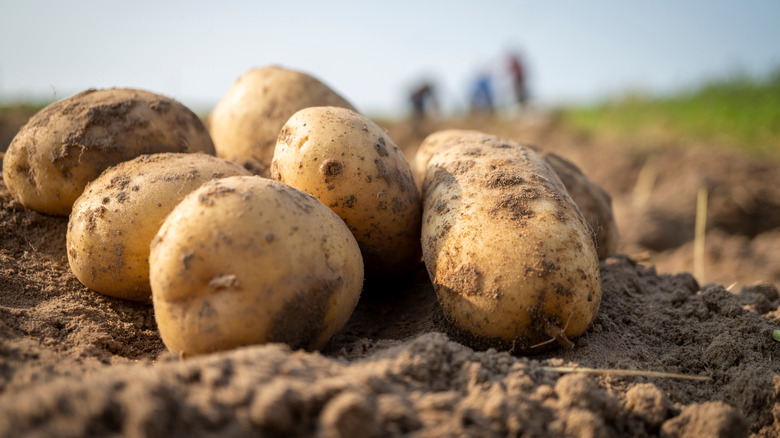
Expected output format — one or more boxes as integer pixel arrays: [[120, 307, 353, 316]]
[[2, 66, 618, 357]]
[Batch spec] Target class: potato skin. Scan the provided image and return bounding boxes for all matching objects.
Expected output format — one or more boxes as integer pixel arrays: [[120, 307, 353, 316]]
[[421, 135, 601, 352], [66, 153, 250, 302], [414, 129, 619, 259], [150, 176, 364, 357], [209, 66, 355, 176], [412, 129, 484, 190], [2, 88, 215, 216], [542, 152, 619, 258], [271, 106, 421, 278]]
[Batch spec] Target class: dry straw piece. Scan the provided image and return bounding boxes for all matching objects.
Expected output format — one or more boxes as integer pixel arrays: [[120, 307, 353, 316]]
[[694, 186, 708, 283], [542, 366, 712, 381]]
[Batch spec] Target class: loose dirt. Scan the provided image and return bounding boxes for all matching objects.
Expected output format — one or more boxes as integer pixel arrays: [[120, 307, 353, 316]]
[[1, 114, 780, 437]]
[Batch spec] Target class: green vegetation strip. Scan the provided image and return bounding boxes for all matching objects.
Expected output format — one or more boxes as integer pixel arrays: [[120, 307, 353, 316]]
[[562, 69, 780, 155]]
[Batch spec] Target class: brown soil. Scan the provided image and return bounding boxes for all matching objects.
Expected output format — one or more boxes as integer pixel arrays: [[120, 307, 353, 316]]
[[2, 112, 780, 437]]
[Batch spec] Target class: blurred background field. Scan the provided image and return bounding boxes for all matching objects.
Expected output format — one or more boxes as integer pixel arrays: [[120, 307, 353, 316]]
[[562, 69, 780, 156], [2, 1, 779, 113], [5, 69, 780, 158]]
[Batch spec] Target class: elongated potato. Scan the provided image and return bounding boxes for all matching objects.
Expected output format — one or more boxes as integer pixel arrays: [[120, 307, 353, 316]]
[[411, 129, 484, 190], [271, 106, 421, 278], [209, 66, 356, 176], [414, 129, 618, 258], [2, 88, 215, 215], [542, 152, 619, 258], [150, 176, 364, 357], [421, 135, 601, 352], [67, 153, 250, 301]]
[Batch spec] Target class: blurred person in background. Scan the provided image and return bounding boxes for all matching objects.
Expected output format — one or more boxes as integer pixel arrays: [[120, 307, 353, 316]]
[[507, 52, 529, 108], [469, 70, 495, 116], [409, 80, 438, 134]]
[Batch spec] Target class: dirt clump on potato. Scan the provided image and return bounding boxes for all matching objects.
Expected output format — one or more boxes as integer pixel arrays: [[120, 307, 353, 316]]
[[2, 88, 215, 216]]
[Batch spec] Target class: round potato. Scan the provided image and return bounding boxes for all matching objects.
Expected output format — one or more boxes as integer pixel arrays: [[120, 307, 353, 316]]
[[414, 129, 619, 259], [209, 66, 355, 176], [67, 153, 250, 301], [2, 88, 215, 216], [150, 176, 364, 357], [271, 106, 421, 278], [421, 134, 601, 352]]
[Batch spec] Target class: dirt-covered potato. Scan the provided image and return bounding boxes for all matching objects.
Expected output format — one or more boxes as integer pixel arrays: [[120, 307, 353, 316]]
[[271, 106, 421, 279], [2, 88, 215, 216], [542, 152, 619, 258], [209, 66, 355, 176], [66, 153, 250, 302], [414, 129, 619, 259], [421, 134, 601, 352], [411, 129, 483, 190], [150, 176, 364, 357]]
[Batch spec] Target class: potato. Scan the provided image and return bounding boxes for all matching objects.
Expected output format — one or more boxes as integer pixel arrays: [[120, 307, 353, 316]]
[[542, 152, 619, 258], [271, 106, 421, 278], [150, 176, 364, 356], [209, 66, 355, 176], [411, 129, 483, 190], [421, 134, 601, 352], [66, 153, 250, 301], [414, 129, 619, 259], [2, 88, 215, 216]]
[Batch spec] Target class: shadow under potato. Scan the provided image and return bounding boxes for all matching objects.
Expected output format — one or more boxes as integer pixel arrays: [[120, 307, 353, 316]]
[[324, 265, 447, 358], [329, 261, 585, 358]]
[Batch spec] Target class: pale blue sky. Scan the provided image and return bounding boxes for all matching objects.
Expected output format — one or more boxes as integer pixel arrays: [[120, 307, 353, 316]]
[[1, 1, 779, 116]]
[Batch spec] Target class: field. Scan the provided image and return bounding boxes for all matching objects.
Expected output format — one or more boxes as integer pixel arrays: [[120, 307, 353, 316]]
[[562, 69, 780, 156], [1, 78, 780, 437]]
